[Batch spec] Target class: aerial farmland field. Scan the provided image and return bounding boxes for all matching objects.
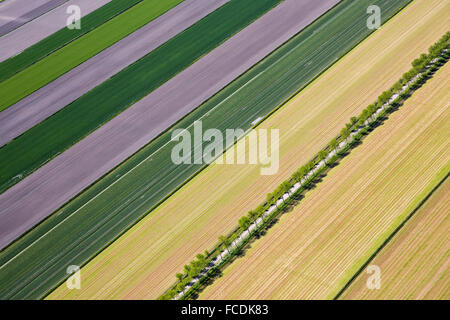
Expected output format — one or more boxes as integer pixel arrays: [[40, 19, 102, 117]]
[[0, 0, 185, 110], [199, 61, 450, 299], [0, 0, 284, 194], [340, 177, 449, 300], [45, 0, 447, 300], [0, 0, 414, 300], [0, 0, 447, 308], [0, 0, 121, 69]]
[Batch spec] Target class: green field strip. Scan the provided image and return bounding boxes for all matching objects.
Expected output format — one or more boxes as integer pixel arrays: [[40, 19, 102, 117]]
[[0, 0, 144, 83], [0, 0, 411, 300], [0, 0, 281, 194], [0, 0, 184, 111]]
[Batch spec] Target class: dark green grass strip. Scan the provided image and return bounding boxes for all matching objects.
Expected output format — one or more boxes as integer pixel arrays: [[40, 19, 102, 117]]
[[0, 0, 411, 300], [0, 0, 143, 83], [0, 0, 282, 194]]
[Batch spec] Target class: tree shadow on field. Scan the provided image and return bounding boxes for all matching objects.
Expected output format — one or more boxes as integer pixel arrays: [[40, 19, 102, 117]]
[[291, 192, 305, 204], [188, 268, 224, 300], [348, 138, 363, 149], [337, 149, 350, 158]]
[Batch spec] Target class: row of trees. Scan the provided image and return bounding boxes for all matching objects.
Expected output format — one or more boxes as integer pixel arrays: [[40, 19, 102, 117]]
[[352, 32, 450, 134], [161, 31, 450, 301]]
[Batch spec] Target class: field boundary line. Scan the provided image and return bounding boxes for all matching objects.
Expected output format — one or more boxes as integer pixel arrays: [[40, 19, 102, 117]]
[[0, 0, 70, 39]]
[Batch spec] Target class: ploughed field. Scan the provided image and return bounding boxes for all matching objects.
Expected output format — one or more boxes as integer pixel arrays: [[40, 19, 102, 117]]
[[0, 0, 69, 38]]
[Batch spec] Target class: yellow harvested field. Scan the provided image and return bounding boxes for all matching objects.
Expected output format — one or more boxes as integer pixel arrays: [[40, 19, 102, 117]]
[[48, 0, 450, 299], [340, 178, 450, 300], [199, 63, 450, 299]]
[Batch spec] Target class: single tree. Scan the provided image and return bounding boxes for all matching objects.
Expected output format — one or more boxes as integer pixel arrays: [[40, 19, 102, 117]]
[[255, 205, 266, 224], [266, 192, 274, 206], [292, 169, 302, 183], [330, 138, 338, 150], [367, 104, 377, 115], [280, 180, 292, 197], [239, 216, 251, 232], [306, 161, 315, 171], [196, 253, 205, 262]]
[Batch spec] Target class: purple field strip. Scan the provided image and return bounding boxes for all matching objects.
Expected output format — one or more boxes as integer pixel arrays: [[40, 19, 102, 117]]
[[0, 0, 340, 250], [0, 0, 55, 27], [0, 0, 112, 63], [0, 0, 68, 37], [0, 0, 229, 147]]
